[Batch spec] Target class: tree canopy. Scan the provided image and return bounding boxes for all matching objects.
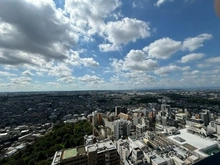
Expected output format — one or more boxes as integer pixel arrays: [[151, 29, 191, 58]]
[[1, 120, 93, 165]]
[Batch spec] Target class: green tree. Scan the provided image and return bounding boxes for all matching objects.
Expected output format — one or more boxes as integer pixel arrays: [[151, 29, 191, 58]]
[[37, 160, 50, 165], [64, 139, 71, 148], [28, 159, 35, 165], [37, 151, 46, 161]]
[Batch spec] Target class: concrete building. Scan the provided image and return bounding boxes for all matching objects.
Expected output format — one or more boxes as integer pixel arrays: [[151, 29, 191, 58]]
[[52, 146, 88, 165], [200, 110, 211, 126], [115, 139, 130, 163], [114, 119, 131, 139], [175, 113, 187, 121], [115, 106, 127, 116], [161, 104, 170, 112], [52, 140, 120, 165], [161, 116, 167, 126], [136, 124, 146, 137]]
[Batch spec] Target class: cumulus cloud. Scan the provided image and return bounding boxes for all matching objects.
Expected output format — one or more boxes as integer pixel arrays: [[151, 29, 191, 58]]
[[0, 50, 34, 66], [98, 44, 121, 52], [0, 71, 16, 77], [205, 57, 220, 63], [143, 38, 182, 59], [64, 0, 121, 35], [0, 0, 77, 63], [65, 51, 99, 67], [181, 66, 191, 71], [78, 74, 104, 84], [180, 53, 204, 63], [10, 76, 32, 86], [110, 58, 124, 73], [191, 70, 200, 75], [57, 76, 75, 83], [22, 70, 34, 76], [104, 17, 151, 45], [81, 58, 99, 67], [109, 71, 156, 89], [123, 50, 158, 71], [48, 63, 73, 78], [154, 65, 180, 76], [182, 34, 213, 52], [125, 72, 156, 84], [111, 50, 158, 73], [197, 56, 220, 68]]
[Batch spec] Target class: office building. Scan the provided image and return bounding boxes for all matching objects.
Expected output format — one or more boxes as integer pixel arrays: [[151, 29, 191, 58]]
[[114, 119, 131, 139], [51, 140, 120, 165], [200, 110, 211, 126], [115, 106, 128, 116]]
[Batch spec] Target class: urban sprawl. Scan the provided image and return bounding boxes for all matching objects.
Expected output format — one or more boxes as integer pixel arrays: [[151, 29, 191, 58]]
[[1, 89, 220, 165]]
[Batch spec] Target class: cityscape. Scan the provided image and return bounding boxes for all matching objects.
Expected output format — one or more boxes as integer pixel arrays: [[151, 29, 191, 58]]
[[1, 0, 220, 165], [0, 89, 220, 165]]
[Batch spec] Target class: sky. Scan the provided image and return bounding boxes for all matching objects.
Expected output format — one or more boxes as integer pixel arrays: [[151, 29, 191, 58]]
[[0, 0, 220, 92]]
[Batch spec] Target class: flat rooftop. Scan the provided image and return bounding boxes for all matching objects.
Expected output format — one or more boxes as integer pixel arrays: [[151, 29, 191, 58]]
[[168, 129, 217, 151], [86, 140, 116, 153], [62, 148, 77, 160]]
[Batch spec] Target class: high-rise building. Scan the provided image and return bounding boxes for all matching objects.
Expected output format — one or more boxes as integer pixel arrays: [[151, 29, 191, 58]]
[[148, 111, 156, 130], [200, 110, 211, 126], [114, 119, 131, 139], [51, 140, 120, 165], [115, 106, 127, 116], [161, 104, 171, 112]]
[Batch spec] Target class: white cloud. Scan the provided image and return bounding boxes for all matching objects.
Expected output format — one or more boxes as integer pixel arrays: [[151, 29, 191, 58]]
[[111, 50, 158, 73], [104, 17, 151, 45], [180, 53, 204, 63], [143, 38, 182, 59], [65, 0, 121, 36], [81, 58, 99, 67], [10, 76, 32, 86], [182, 33, 213, 52], [155, 0, 174, 7], [110, 58, 124, 73], [0, 71, 16, 77], [125, 72, 156, 84], [154, 65, 180, 76], [197, 56, 220, 68], [46, 82, 60, 86], [22, 70, 34, 76], [48, 63, 73, 78], [205, 57, 220, 63], [65, 51, 99, 67], [57, 76, 75, 83], [78, 74, 104, 84], [181, 66, 191, 71], [124, 50, 158, 71], [191, 70, 200, 75], [183, 70, 200, 76], [109, 71, 157, 89], [0, 0, 78, 63], [132, 2, 137, 8], [98, 44, 121, 52]]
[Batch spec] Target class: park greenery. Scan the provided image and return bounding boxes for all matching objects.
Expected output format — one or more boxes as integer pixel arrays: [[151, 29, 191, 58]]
[[0, 120, 93, 165]]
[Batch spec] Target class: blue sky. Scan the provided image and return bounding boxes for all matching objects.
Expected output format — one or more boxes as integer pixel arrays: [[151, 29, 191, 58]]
[[0, 0, 220, 91]]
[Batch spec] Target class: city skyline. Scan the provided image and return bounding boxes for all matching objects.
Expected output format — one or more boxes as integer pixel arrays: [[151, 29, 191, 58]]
[[0, 0, 220, 92]]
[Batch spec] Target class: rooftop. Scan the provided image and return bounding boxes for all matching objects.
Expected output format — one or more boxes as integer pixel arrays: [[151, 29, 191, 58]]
[[62, 148, 77, 160], [86, 140, 116, 153], [168, 128, 217, 151], [176, 113, 187, 116], [151, 154, 166, 164]]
